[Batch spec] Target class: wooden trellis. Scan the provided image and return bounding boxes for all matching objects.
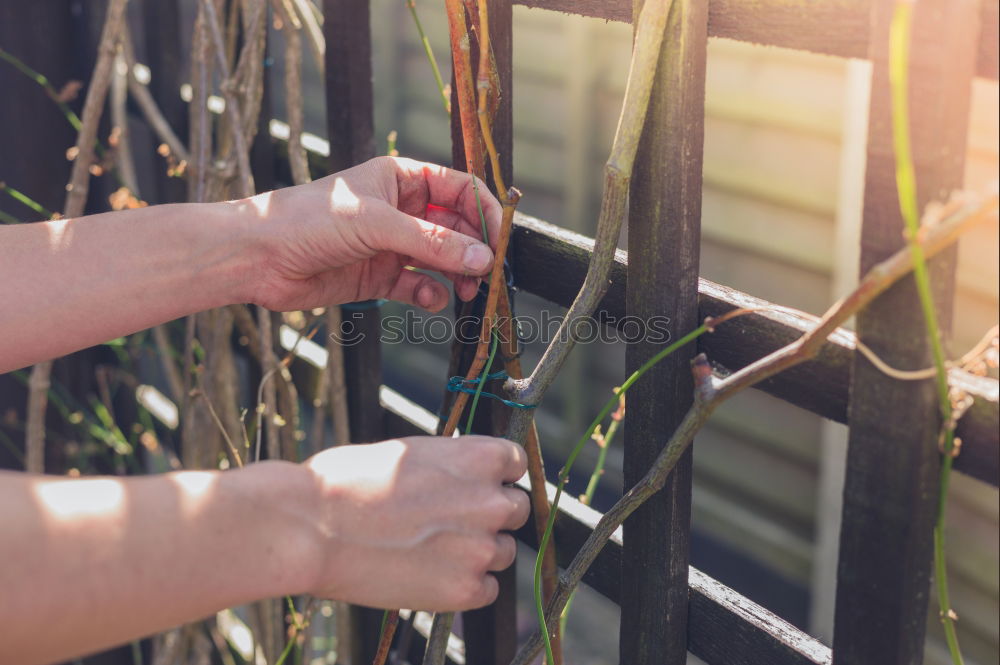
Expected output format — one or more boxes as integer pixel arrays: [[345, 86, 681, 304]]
[[2, 0, 994, 663], [322, 0, 999, 663]]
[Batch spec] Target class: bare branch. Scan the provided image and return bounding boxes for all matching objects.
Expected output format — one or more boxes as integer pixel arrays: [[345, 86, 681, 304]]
[[504, 0, 675, 444], [122, 31, 191, 165], [200, 0, 254, 198]]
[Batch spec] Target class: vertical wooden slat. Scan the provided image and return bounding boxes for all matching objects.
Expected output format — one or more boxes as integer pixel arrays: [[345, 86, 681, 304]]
[[461, 1, 517, 663], [323, 0, 382, 446], [325, 0, 376, 171], [832, 1, 979, 663], [620, 0, 707, 663], [140, 0, 187, 205], [323, 1, 383, 662]]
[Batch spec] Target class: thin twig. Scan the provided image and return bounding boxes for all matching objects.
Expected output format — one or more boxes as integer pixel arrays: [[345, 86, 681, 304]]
[[200, 0, 254, 198], [193, 377, 244, 468], [444, 0, 485, 176], [189, 3, 213, 203], [151, 324, 186, 405], [122, 31, 191, 165], [292, 0, 325, 73], [274, 0, 311, 185], [111, 48, 140, 195]]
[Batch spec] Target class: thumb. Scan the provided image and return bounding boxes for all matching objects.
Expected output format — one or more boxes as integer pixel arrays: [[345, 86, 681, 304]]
[[371, 206, 495, 276]]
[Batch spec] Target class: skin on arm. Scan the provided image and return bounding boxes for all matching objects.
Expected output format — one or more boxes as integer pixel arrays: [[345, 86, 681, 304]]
[[0, 436, 530, 665], [0, 156, 519, 663], [0, 156, 503, 373]]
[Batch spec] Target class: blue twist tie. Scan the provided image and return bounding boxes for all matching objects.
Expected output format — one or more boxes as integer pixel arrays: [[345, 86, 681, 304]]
[[446, 371, 537, 409]]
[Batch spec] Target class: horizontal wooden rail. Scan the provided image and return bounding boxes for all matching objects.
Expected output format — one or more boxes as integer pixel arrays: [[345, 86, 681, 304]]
[[508, 213, 1000, 487], [379, 398, 832, 665], [514, 0, 999, 80]]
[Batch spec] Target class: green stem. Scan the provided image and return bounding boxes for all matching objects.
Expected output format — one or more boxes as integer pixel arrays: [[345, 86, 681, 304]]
[[465, 331, 499, 435], [889, 4, 962, 663], [275, 596, 307, 665], [583, 413, 621, 506], [0, 182, 54, 219], [274, 633, 297, 665], [559, 398, 623, 635], [0, 46, 128, 193], [406, 0, 450, 115], [0, 208, 21, 224], [0, 47, 83, 131], [535, 324, 710, 665]]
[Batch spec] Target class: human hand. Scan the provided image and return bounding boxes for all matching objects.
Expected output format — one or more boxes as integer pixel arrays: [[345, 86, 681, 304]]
[[240, 156, 503, 313], [299, 436, 529, 611]]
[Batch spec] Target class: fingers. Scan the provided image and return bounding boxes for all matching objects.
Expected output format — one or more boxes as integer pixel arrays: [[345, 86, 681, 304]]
[[387, 269, 450, 312], [500, 486, 531, 531], [388, 157, 503, 249], [403, 260, 480, 302], [467, 574, 500, 609], [487, 534, 518, 572], [500, 440, 528, 483], [374, 207, 495, 277]]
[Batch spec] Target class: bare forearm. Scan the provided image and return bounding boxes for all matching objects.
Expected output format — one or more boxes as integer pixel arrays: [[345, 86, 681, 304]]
[[0, 463, 316, 665], [0, 202, 255, 373]]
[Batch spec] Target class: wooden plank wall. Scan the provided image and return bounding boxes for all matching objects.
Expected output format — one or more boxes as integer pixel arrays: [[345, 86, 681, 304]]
[[364, 1, 998, 662]]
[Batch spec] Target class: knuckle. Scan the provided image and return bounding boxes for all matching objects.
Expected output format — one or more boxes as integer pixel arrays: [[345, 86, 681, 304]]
[[470, 535, 498, 571], [511, 491, 531, 527], [452, 575, 485, 608], [484, 439, 509, 469], [485, 495, 511, 530], [498, 534, 517, 567], [480, 576, 499, 606]]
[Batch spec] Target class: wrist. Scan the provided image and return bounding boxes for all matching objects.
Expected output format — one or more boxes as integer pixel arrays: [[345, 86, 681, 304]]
[[209, 195, 272, 307], [229, 460, 326, 598]]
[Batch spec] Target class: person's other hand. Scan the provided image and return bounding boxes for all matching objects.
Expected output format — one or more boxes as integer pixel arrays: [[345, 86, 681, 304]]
[[299, 436, 529, 611], [241, 156, 502, 313]]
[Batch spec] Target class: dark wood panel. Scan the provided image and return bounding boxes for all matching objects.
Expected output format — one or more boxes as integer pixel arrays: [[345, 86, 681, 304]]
[[324, 1, 384, 662], [139, 0, 187, 205], [514, 0, 999, 80], [620, 0, 707, 662], [508, 213, 999, 487], [833, 0, 979, 663]]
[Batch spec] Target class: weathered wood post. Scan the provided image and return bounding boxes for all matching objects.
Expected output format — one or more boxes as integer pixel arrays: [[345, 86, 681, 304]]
[[621, 0, 707, 662], [833, 0, 980, 663]]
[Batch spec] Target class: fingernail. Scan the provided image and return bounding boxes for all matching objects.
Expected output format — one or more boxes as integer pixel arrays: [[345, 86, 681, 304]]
[[463, 243, 493, 273]]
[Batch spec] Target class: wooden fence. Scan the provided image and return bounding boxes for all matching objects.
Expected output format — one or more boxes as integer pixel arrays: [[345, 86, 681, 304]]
[[321, 0, 999, 663], [0, 0, 996, 663]]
